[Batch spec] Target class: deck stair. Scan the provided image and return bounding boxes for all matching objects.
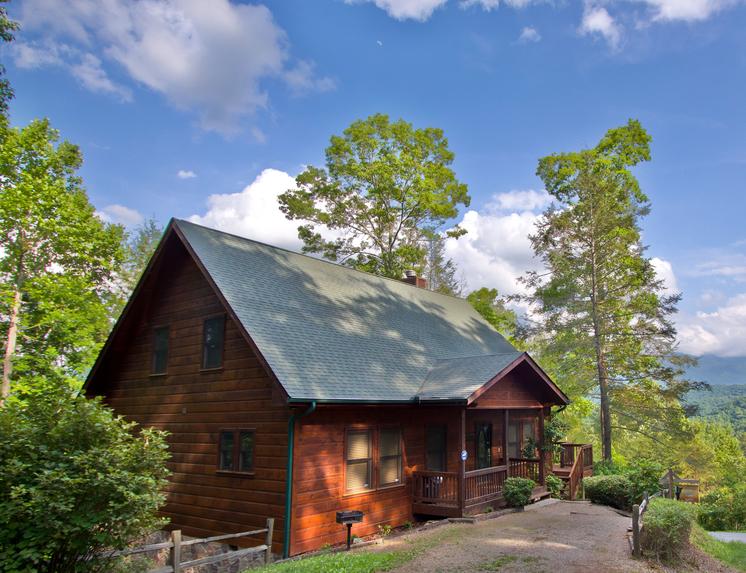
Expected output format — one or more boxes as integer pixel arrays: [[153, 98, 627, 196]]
[[549, 443, 593, 500]]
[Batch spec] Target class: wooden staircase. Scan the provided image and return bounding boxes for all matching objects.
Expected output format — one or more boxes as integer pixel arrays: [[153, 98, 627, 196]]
[[550, 443, 593, 500]]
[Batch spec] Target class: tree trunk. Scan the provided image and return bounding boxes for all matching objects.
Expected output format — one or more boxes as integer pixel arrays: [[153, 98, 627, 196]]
[[1, 287, 21, 405]]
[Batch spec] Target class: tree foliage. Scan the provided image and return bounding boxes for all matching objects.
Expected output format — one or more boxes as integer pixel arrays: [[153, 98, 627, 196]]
[[0, 119, 124, 396], [522, 119, 701, 460], [422, 235, 462, 295], [0, 0, 19, 120], [279, 114, 470, 279], [0, 384, 170, 573], [466, 287, 517, 340]]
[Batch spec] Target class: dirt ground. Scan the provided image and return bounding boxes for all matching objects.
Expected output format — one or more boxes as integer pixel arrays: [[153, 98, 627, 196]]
[[373, 499, 713, 573]]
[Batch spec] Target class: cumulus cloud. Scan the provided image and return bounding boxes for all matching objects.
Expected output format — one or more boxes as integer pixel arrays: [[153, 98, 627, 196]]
[[651, 257, 679, 294], [177, 170, 197, 179], [579, 4, 622, 49], [188, 168, 306, 251], [70, 53, 132, 101], [678, 293, 746, 357], [518, 26, 541, 43], [345, 0, 448, 21], [96, 204, 144, 227], [637, 0, 743, 22], [490, 189, 552, 211], [17, 0, 333, 135]]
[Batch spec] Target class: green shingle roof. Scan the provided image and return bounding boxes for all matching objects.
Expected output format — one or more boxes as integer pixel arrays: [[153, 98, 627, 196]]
[[175, 219, 524, 403]]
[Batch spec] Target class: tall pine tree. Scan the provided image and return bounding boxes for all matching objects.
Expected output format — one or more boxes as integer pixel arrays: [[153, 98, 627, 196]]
[[523, 120, 700, 461]]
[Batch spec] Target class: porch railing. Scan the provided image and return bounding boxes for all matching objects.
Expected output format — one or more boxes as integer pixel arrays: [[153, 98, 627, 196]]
[[508, 458, 541, 482], [464, 465, 507, 506], [412, 470, 459, 507], [559, 443, 593, 472]]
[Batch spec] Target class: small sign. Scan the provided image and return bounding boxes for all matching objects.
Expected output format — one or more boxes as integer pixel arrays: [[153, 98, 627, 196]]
[[460, 449, 468, 461]]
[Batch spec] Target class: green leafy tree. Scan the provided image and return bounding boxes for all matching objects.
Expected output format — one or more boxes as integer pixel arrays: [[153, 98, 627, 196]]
[[522, 120, 700, 461], [466, 287, 517, 340], [0, 384, 170, 572], [0, 1, 19, 120], [0, 119, 124, 399], [279, 114, 470, 279]]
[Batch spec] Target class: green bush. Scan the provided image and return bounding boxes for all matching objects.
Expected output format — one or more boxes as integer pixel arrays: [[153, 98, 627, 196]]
[[584, 475, 632, 510], [698, 485, 746, 531], [641, 498, 697, 562], [503, 477, 535, 507], [545, 474, 563, 498], [0, 385, 171, 573]]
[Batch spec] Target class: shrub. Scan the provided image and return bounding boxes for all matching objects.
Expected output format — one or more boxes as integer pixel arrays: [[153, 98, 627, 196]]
[[584, 475, 633, 510], [0, 385, 170, 573], [698, 484, 746, 531], [545, 474, 563, 498], [503, 477, 535, 507], [625, 459, 664, 505], [641, 498, 697, 562]]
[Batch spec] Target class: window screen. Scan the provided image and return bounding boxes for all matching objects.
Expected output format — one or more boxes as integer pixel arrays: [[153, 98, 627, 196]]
[[346, 430, 372, 492], [152, 326, 169, 374], [202, 316, 225, 369], [426, 425, 447, 471], [219, 431, 234, 470], [508, 421, 520, 459], [239, 431, 254, 472], [379, 428, 402, 486]]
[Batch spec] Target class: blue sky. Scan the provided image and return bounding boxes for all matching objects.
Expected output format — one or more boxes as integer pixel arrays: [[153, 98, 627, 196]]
[[5, 0, 746, 357]]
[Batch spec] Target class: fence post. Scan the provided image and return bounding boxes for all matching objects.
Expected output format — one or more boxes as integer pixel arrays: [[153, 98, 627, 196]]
[[667, 469, 675, 499], [265, 518, 275, 564], [632, 505, 640, 557], [170, 530, 182, 573]]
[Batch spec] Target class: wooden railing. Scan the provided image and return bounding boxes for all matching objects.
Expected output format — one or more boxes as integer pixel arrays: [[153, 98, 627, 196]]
[[509, 458, 540, 482], [464, 465, 507, 506], [559, 443, 593, 471], [631, 492, 659, 556], [412, 470, 459, 507], [107, 520, 274, 572]]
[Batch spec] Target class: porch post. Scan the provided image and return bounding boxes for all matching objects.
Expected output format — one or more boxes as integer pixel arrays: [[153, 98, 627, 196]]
[[459, 408, 466, 515], [538, 407, 545, 486], [503, 409, 510, 476]]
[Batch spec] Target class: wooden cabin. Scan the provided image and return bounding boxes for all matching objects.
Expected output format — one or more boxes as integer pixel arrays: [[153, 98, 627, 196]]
[[85, 219, 585, 558]]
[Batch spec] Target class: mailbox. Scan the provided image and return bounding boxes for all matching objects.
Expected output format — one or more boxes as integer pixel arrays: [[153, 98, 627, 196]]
[[335, 510, 364, 549]]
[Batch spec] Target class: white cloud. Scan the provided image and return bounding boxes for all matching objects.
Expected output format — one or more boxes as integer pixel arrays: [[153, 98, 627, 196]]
[[579, 4, 622, 50], [345, 0, 448, 21], [678, 293, 746, 357], [518, 26, 541, 43], [651, 257, 679, 294], [177, 169, 197, 179], [637, 0, 742, 22], [12, 41, 65, 68], [96, 204, 144, 227], [188, 168, 306, 251], [490, 189, 552, 212], [461, 0, 539, 10], [70, 53, 132, 102], [18, 0, 332, 135]]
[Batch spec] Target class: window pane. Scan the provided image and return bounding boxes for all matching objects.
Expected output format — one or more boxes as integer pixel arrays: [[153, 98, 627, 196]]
[[523, 421, 534, 444], [380, 428, 401, 457], [346, 460, 371, 492], [347, 431, 371, 460], [202, 316, 225, 369], [219, 431, 234, 470], [380, 457, 401, 486], [239, 431, 254, 472], [426, 426, 446, 472], [152, 326, 169, 374], [476, 423, 492, 469]]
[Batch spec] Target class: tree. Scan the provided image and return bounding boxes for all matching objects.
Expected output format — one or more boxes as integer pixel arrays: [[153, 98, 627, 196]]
[[0, 384, 170, 572], [279, 114, 470, 279], [522, 120, 700, 461], [422, 235, 463, 295], [0, 119, 124, 400], [467, 287, 517, 340], [0, 1, 19, 120]]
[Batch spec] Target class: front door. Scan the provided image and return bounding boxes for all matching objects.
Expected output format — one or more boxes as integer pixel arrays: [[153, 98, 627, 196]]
[[475, 423, 492, 469]]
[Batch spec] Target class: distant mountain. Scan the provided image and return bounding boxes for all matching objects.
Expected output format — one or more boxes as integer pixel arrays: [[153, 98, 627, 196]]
[[685, 355, 746, 386]]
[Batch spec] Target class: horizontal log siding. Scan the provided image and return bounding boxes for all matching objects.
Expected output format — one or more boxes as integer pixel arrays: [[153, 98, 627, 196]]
[[93, 241, 289, 554], [291, 406, 462, 555]]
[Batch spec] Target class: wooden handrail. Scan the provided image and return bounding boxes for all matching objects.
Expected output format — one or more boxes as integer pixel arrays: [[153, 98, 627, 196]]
[[465, 465, 507, 478]]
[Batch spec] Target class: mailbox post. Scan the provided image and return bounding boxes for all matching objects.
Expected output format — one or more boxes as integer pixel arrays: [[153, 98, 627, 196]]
[[335, 510, 364, 550]]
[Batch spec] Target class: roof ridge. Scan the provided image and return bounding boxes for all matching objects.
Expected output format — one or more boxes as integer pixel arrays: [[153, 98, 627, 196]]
[[174, 218, 469, 303]]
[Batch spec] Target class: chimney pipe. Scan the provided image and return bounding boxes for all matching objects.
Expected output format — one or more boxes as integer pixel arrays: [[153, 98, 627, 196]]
[[402, 270, 428, 289]]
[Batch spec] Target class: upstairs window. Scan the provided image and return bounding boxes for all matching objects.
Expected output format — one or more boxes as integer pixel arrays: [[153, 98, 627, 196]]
[[218, 429, 254, 473], [202, 315, 225, 369], [151, 326, 169, 374]]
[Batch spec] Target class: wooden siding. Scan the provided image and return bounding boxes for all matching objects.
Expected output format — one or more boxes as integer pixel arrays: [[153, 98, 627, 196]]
[[88, 237, 289, 554], [470, 365, 547, 409]]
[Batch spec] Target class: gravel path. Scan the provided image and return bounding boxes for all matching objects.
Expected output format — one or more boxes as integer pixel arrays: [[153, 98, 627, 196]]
[[383, 500, 656, 573]]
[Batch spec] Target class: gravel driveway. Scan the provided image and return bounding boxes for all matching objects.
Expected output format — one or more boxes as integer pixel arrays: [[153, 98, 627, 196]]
[[383, 500, 655, 573]]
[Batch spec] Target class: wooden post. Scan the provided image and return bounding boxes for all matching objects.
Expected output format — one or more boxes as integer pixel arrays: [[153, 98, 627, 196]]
[[667, 469, 674, 499], [170, 530, 182, 573], [504, 409, 510, 475], [265, 518, 275, 564], [459, 408, 466, 516], [538, 408, 545, 486], [632, 505, 640, 557]]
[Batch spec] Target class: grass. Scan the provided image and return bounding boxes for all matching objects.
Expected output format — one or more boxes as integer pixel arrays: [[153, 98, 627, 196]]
[[248, 525, 465, 573], [691, 524, 746, 572]]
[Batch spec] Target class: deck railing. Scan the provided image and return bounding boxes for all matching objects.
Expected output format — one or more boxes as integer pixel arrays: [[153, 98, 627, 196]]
[[464, 465, 507, 506], [412, 470, 459, 507], [508, 458, 541, 482], [559, 443, 593, 472]]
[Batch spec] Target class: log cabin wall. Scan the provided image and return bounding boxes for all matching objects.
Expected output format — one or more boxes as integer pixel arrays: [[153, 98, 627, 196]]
[[290, 405, 462, 555], [88, 238, 290, 554]]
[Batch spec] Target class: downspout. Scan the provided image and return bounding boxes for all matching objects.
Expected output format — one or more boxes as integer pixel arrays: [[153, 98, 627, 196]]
[[283, 401, 316, 558]]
